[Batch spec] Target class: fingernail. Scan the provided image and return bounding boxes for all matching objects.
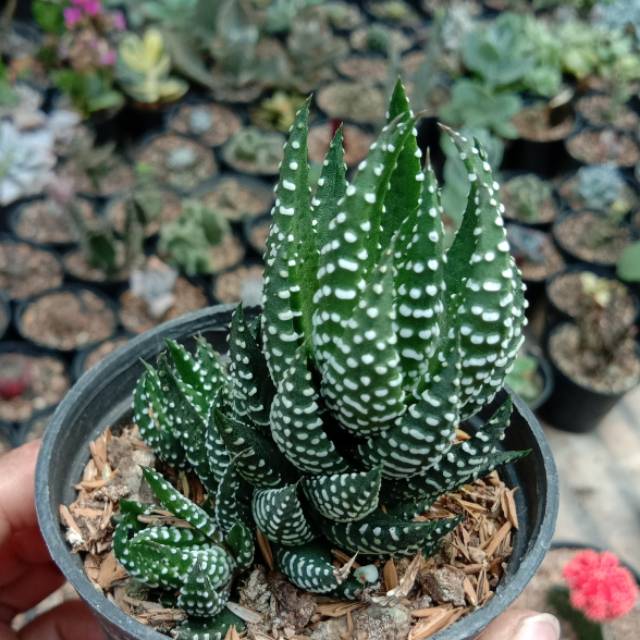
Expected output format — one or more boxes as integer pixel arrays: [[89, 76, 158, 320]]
[[514, 613, 561, 640]]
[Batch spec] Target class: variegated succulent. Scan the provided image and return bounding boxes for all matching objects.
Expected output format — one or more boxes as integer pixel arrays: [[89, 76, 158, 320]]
[[114, 81, 528, 638]]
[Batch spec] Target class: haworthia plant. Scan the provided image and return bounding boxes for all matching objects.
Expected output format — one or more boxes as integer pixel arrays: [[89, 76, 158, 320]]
[[114, 80, 528, 634]]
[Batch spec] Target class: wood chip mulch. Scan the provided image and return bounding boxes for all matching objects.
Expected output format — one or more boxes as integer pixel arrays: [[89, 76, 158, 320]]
[[63, 427, 518, 639]]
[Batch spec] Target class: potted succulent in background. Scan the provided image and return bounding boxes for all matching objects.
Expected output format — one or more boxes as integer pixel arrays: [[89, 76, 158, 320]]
[[221, 127, 285, 176], [36, 84, 557, 640], [501, 173, 558, 228], [506, 346, 554, 412], [116, 28, 188, 127], [541, 274, 640, 433], [617, 241, 640, 298], [158, 200, 244, 277], [118, 256, 209, 336], [557, 164, 637, 219]]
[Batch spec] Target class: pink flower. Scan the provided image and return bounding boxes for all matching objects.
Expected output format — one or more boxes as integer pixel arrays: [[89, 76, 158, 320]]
[[63, 6, 83, 27], [563, 550, 639, 622], [100, 48, 117, 66], [112, 10, 126, 30], [83, 0, 103, 16]]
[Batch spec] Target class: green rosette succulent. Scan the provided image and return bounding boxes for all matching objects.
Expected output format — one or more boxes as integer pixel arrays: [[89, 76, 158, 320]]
[[114, 81, 528, 637]]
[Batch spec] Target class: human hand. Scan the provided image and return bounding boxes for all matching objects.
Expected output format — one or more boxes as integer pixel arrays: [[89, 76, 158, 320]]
[[0, 441, 105, 640], [478, 609, 560, 640]]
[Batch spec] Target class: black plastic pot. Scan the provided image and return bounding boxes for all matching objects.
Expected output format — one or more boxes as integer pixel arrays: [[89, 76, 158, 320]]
[[540, 323, 639, 433], [36, 305, 558, 640], [0, 290, 10, 341]]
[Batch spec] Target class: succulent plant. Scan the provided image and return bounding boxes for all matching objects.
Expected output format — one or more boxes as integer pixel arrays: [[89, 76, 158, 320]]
[[117, 28, 188, 104], [592, 0, 640, 41], [159, 200, 230, 276], [251, 91, 307, 132], [575, 164, 631, 218], [0, 121, 56, 206], [115, 83, 528, 634], [617, 241, 640, 283], [507, 224, 547, 266], [223, 127, 285, 174], [503, 174, 553, 223], [505, 351, 543, 405], [439, 79, 522, 140]]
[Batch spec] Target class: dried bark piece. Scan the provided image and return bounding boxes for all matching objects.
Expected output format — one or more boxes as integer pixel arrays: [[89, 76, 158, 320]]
[[420, 566, 466, 607]]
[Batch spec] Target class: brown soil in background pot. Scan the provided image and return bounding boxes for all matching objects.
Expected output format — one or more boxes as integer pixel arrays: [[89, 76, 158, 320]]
[[168, 103, 242, 148], [213, 264, 264, 305], [513, 104, 575, 142], [553, 212, 632, 266], [246, 216, 271, 256], [61, 159, 136, 198], [199, 177, 274, 223], [516, 235, 565, 282], [19, 289, 117, 351], [548, 272, 637, 324], [13, 199, 97, 246], [208, 235, 245, 274], [135, 135, 218, 193], [336, 56, 390, 85], [566, 130, 640, 167], [119, 278, 208, 334], [63, 249, 131, 284], [576, 95, 639, 131], [108, 191, 182, 238], [63, 425, 518, 638], [81, 336, 131, 375], [0, 352, 69, 423], [515, 548, 640, 640], [308, 122, 375, 168], [0, 241, 63, 300], [316, 81, 386, 126], [549, 324, 640, 394]]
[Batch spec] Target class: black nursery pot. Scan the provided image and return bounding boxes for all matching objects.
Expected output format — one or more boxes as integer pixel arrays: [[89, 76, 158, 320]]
[[36, 305, 559, 640], [540, 323, 636, 433]]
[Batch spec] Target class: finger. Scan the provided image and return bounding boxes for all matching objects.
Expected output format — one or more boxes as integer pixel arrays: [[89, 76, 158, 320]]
[[0, 529, 57, 588], [18, 601, 106, 640], [478, 609, 560, 640], [0, 442, 41, 546], [0, 564, 64, 622]]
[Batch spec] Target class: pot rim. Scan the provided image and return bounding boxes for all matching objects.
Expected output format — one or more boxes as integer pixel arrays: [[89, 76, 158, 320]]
[[35, 304, 559, 640]]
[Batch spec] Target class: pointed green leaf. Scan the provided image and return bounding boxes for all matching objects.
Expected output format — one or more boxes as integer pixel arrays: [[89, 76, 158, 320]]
[[312, 126, 346, 252], [228, 308, 274, 427], [276, 543, 341, 593], [269, 347, 349, 475], [393, 155, 445, 382], [224, 521, 255, 571], [178, 560, 229, 618], [214, 407, 297, 488], [303, 468, 381, 522], [359, 332, 461, 479], [252, 484, 316, 546], [143, 467, 219, 540], [262, 100, 313, 377], [133, 363, 186, 467], [321, 510, 461, 556], [318, 250, 405, 435], [215, 462, 253, 535], [380, 80, 422, 251]]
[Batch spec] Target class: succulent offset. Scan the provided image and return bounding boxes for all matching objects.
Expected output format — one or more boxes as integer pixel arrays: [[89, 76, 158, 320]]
[[114, 82, 528, 638]]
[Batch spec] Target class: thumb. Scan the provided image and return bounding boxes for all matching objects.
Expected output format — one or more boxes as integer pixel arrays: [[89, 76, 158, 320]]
[[18, 601, 106, 640], [478, 609, 560, 640]]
